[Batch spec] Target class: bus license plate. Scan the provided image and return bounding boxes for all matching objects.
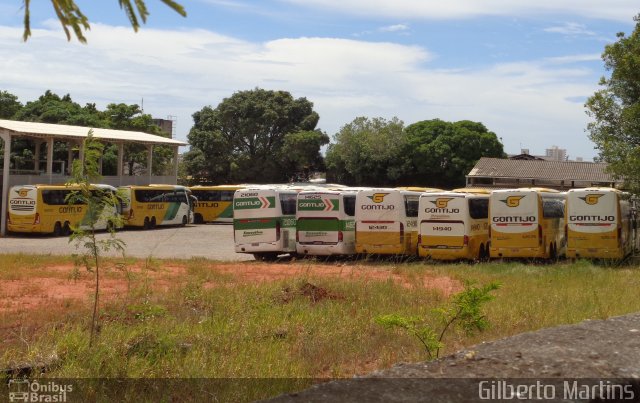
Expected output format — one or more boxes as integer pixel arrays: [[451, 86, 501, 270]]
[[252, 243, 259, 247]]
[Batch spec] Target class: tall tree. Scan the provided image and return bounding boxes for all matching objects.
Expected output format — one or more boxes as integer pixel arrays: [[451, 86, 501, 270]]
[[403, 119, 505, 188], [586, 14, 640, 193], [0, 90, 23, 119], [185, 88, 321, 184], [14, 90, 105, 127], [22, 0, 186, 43], [103, 103, 172, 176], [325, 116, 407, 186]]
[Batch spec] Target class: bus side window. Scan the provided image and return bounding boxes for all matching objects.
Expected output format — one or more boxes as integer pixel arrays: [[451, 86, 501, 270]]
[[221, 191, 234, 201], [469, 198, 489, 219], [343, 196, 356, 216], [279, 194, 297, 215]]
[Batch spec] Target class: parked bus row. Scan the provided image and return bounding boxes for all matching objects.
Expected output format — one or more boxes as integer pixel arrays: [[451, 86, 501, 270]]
[[6, 182, 341, 235], [7, 184, 195, 235], [233, 186, 638, 261]]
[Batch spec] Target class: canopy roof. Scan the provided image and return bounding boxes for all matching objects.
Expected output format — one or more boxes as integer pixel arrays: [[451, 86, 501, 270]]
[[0, 119, 186, 146]]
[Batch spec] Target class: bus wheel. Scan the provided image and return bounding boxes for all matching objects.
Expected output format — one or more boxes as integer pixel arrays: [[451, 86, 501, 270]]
[[194, 214, 203, 224], [478, 244, 486, 261], [143, 217, 151, 230], [53, 222, 63, 237], [62, 221, 71, 236], [181, 215, 188, 226], [150, 217, 157, 229]]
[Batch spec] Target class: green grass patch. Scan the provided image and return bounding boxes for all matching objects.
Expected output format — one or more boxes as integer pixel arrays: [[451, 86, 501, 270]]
[[2, 257, 640, 401]]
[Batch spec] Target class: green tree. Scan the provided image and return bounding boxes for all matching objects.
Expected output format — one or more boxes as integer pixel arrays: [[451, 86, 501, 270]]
[[185, 88, 321, 184], [279, 130, 330, 181], [66, 130, 126, 347], [103, 103, 172, 176], [15, 90, 106, 127], [376, 281, 500, 359], [586, 14, 640, 193], [22, 0, 186, 43], [0, 90, 23, 119], [403, 119, 505, 188], [325, 116, 407, 186]]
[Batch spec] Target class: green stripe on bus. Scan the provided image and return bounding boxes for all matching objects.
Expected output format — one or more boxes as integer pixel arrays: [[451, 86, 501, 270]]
[[297, 219, 340, 231], [164, 202, 180, 221], [219, 203, 234, 218], [234, 196, 276, 210], [234, 218, 278, 230], [297, 199, 340, 211]]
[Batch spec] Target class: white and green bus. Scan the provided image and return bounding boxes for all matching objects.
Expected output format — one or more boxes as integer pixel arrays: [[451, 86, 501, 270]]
[[233, 187, 300, 261], [295, 189, 357, 256]]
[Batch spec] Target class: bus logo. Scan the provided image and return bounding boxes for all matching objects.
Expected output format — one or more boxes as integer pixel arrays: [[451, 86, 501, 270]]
[[16, 188, 30, 197], [431, 198, 454, 208], [579, 194, 604, 205], [500, 196, 525, 208], [368, 193, 389, 203]]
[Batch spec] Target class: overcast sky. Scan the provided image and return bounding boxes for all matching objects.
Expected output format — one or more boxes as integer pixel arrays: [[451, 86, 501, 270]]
[[1, 1, 638, 160]]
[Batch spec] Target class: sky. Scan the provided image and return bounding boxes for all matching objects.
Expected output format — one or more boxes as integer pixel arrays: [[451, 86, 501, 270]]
[[0, 1, 638, 161]]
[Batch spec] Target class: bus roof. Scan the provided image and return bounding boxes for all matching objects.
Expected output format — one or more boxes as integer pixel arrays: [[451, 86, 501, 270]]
[[451, 187, 491, 194], [396, 186, 443, 192]]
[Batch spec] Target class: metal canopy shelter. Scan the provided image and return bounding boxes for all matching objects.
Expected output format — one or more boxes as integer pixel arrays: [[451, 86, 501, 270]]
[[0, 119, 188, 236]]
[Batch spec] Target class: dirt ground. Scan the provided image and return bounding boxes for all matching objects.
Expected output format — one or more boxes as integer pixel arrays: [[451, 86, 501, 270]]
[[0, 262, 461, 314], [0, 261, 461, 347]]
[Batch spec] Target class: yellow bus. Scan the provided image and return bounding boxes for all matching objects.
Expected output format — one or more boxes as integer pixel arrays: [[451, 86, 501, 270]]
[[489, 188, 566, 259], [565, 187, 634, 259], [355, 188, 423, 256], [189, 185, 246, 223], [418, 189, 490, 260], [8, 184, 122, 236], [119, 185, 194, 229]]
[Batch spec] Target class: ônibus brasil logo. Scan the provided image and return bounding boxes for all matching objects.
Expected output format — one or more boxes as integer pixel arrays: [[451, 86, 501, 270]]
[[367, 193, 389, 203], [431, 197, 454, 208], [579, 193, 604, 205], [500, 196, 525, 208]]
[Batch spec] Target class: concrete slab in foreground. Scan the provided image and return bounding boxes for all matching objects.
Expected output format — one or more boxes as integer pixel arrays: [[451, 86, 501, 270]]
[[269, 313, 640, 402]]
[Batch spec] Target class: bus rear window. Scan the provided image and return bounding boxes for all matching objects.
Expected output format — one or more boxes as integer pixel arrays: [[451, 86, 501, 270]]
[[405, 197, 419, 217], [280, 194, 297, 215], [543, 199, 564, 218], [343, 195, 356, 216]]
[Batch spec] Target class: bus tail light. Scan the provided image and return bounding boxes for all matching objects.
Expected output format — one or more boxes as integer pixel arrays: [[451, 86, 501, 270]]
[[538, 225, 543, 245], [417, 234, 422, 245], [296, 230, 299, 242], [618, 227, 622, 246], [463, 235, 469, 246], [338, 230, 343, 243], [33, 213, 40, 225], [276, 221, 281, 241], [400, 222, 404, 243], [128, 209, 134, 220], [7, 212, 11, 225]]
